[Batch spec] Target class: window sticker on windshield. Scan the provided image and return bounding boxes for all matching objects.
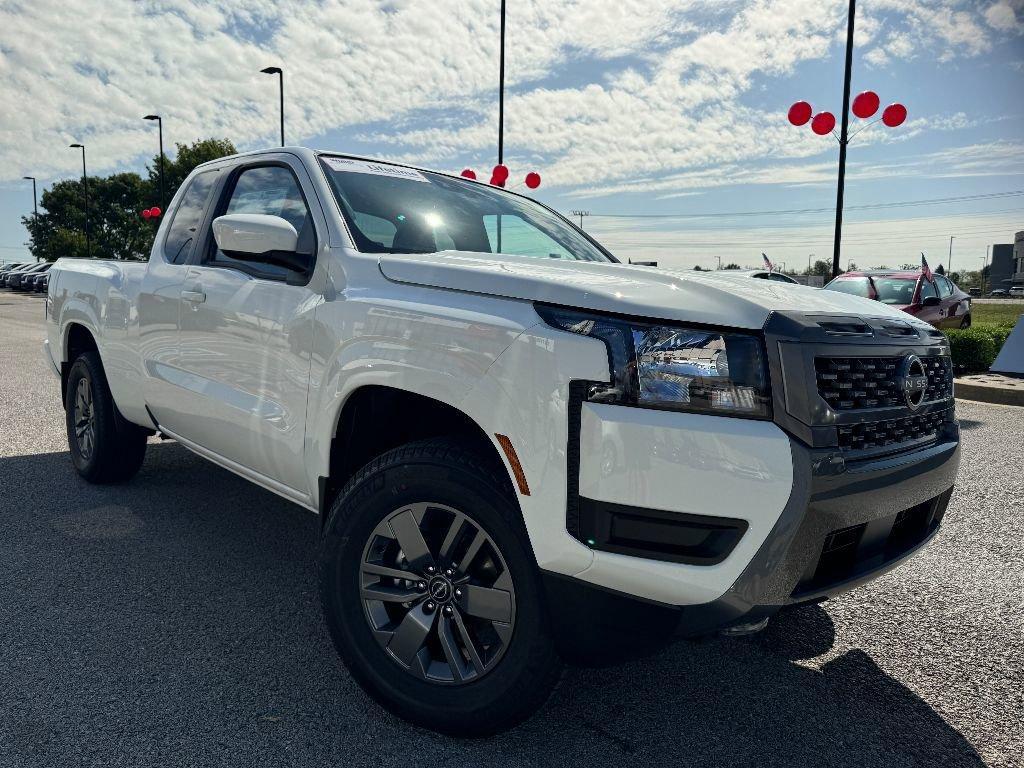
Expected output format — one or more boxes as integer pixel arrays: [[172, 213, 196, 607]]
[[321, 156, 430, 183]]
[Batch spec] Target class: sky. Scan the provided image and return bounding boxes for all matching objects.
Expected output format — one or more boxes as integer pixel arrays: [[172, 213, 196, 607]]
[[0, 0, 1022, 272]]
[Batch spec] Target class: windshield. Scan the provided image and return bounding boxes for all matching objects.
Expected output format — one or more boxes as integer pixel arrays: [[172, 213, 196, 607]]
[[318, 156, 613, 262], [826, 275, 918, 304]]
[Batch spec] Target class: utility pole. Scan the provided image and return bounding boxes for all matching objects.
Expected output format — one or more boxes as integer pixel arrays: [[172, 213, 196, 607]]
[[808, 253, 814, 274], [831, 0, 856, 280], [948, 235, 955, 276], [715, 255, 722, 271], [570, 210, 590, 230], [143, 115, 165, 209]]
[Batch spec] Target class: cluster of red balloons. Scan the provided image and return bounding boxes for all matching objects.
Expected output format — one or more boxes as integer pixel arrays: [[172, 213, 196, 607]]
[[788, 91, 907, 136], [460, 165, 542, 190], [140, 206, 162, 220]]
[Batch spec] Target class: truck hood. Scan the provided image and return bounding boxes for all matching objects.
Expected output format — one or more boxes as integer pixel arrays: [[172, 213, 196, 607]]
[[378, 251, 929, 330]]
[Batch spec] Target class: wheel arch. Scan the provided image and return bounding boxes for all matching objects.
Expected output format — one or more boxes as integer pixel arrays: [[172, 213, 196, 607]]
[[318, 384, 520, 529], [60, 322, 100, 404]]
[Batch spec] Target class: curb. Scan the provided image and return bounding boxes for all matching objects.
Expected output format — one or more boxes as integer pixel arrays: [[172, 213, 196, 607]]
[[954, 377, 1024, 407]]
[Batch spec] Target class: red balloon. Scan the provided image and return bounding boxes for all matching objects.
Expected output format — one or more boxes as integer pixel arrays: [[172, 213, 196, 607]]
[[141, 208, 152, 219], [788, 101, 813, 126], [150, 206, 162, 218], [811, 111, 836, 135], [851, 90, 880, 119], [460, 168, 476, 180], [489, 175, 505, 188], [882, 103, 907, 127], [492, 164, 509, 183], [525, 172, 541, 189]]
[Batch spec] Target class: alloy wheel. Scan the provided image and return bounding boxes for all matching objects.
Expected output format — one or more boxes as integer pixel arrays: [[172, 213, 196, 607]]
[[74, 377, 96, 460], [359, 502, 516, 685]]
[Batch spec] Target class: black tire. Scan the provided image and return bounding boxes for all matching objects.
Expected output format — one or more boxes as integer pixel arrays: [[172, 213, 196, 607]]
[[959, 314, 971, 329], [65, 350, 148, 483], [319, 438, 562, 736]]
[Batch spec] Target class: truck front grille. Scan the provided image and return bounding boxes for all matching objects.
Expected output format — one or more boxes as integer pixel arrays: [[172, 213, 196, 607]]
[[815, 354, 952, 411], [836, 407, 950, 452]]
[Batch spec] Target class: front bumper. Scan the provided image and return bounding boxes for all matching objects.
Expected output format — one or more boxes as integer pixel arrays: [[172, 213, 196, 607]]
[[543, 423, 959, 664]]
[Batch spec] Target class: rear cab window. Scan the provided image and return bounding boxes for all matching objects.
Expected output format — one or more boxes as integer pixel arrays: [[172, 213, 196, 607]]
[[163, 170, 219, 264]]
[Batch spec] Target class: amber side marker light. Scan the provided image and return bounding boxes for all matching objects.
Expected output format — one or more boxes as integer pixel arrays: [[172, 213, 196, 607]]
[[495, 434, 531, 496]]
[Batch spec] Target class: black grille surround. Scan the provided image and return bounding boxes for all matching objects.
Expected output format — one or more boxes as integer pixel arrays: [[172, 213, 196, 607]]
[[765, 312, 956, 460], [815, 355, 952, 411]]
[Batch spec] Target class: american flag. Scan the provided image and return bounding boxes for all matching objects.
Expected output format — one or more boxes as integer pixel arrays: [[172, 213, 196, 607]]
[[920, 253, 933, 281], [762, 252, 774, 271]]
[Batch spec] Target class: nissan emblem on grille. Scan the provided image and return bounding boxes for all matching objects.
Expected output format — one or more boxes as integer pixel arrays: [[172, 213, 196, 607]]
[[898, 354, 929, 410]]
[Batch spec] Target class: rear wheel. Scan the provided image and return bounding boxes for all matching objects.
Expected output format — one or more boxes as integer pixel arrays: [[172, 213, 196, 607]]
[[959, 314, 972, 329], [319, 439, 562, 736], [65, 351, 148, 483]]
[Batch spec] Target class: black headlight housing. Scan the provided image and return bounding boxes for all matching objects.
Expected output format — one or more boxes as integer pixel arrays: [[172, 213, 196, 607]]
[[536, 304, 772, 419]]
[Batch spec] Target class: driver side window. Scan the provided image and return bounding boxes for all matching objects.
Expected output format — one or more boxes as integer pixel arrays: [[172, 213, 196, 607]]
[[919, 279, 938, 300], [208, 165, 314, 280], [937, 276, 954, 297]]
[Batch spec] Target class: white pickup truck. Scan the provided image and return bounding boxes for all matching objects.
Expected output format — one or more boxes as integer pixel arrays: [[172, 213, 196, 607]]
[[45, 147, 960, 735]]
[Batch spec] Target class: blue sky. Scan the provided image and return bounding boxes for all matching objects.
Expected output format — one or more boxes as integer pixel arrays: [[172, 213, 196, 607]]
[[1, 0, 1021, 271]]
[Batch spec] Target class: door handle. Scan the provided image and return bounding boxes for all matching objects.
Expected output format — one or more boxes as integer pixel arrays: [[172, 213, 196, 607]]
[[182, 288, 206, 304]]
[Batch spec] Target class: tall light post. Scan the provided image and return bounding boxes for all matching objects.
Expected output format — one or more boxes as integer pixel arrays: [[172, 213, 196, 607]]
[[948, 235, 955, 276], [808, 253, 814, 274], [570, 210, 590, 230], [498, 0, 506, 165], [69, 143, 89, 258], [261, 66, 285, 146], [143, 115, 165, 209], [715, 255, 722, 271], [787, 0, 907, 279], [22, 176, 38, 218]]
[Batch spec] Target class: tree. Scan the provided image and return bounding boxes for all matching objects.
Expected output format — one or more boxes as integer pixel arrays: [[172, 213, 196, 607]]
[[692, 265, 705, 271], [147, 138, 237, 206], [722, 262, 742, 270], [804, 259, 832, 277], [23, 138, 237, 261]]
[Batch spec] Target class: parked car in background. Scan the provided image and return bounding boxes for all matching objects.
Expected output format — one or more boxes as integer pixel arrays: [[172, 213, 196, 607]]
[[989, 289, 1008, 297], [1, 263, 36, 287], [701, 268, 800, 284], [34, 273, 50, 293], [0, 262, 28, 281], [824, 270, 971, 329], [1010, 287, 1024, 298], [8, 262, 51, 291]]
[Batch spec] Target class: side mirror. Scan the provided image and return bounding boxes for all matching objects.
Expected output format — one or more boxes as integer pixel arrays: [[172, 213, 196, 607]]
[[921, 295, 941, 307], [212, 213, 310, 275]]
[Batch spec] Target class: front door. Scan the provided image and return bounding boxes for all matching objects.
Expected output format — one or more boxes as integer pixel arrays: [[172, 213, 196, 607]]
[[171, 160, 323, 496]]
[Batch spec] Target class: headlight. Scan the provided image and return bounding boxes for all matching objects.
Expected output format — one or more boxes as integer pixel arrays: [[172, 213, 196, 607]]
[[536, 304, 771, 418]]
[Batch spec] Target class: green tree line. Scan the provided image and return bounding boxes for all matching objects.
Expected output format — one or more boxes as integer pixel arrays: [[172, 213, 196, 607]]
[[22, 138, 236, 262]]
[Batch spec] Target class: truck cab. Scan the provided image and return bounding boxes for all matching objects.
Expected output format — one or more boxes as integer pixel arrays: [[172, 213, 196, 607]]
[[45, 148, 960, 736]]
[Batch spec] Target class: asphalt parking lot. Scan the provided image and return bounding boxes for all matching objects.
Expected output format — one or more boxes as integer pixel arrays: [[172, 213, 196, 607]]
[[1, 291, 1021, 767]]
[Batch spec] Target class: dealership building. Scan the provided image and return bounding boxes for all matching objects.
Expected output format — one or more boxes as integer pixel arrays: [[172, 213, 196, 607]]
[[989, 231, 1024, 290]]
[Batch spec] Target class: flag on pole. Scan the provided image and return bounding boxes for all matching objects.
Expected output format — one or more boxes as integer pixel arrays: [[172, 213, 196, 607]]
[[762, 252, 774, 272], [920, 253, 933, 281]]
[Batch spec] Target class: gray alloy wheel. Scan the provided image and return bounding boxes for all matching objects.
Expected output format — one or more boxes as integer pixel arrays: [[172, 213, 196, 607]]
[[359, 501, 516, 685], [73, 376, 96, 461]]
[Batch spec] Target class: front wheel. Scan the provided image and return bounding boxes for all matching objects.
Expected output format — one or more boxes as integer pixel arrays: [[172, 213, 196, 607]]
[[319, 439, 562, 736]]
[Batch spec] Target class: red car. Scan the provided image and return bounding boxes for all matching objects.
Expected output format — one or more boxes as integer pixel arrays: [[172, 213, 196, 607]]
[[824, 270, 972, 329]]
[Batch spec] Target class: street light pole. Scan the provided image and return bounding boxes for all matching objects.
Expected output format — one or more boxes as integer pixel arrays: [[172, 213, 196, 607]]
[[261, 67, 285, 146], [22, 176, 38, 218], [498, 0, 506, 165], [831, 0, 856, 280], [948, 235, 955, 276], [144, 115, 165, 209], [69, 143, 89, 258], [808, 253, 814, 274], [570, 210, 590, 230]]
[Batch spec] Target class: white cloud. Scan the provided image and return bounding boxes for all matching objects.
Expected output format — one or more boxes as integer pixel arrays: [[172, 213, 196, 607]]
[[0, 0, 1011, 198], [984, 1, 1022, 32]]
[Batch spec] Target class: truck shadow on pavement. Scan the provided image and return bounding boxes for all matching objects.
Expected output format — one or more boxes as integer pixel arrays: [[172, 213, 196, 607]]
[[0, 442, 985, 768]]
